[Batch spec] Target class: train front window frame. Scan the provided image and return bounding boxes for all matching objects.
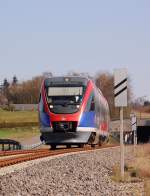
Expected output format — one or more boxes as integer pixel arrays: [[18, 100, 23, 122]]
[[46, 85, 86, 114], [47, 87, 83, 97]]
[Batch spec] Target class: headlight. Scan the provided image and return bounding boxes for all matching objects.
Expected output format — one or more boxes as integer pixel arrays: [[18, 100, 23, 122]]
[[49, 105, 53, 108], [76, 105, 80, 108]]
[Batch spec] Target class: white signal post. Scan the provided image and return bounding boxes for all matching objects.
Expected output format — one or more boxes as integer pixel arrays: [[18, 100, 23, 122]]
[[114, 68, 128, 180], [131, 114, 137, 153]]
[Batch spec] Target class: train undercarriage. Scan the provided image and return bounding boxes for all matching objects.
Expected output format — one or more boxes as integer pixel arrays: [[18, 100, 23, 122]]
[[40, 129, 108, 149]]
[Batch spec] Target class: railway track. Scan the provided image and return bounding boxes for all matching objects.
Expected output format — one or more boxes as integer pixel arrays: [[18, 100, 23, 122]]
[[0, 145, 119, 168], [0, 149, 49, 157]]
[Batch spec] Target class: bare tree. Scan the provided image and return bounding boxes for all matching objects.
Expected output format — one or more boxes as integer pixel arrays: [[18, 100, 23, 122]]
[[12, 75, 18, 86], [4, 75, 44, 104], [95, 72, 132, 119]]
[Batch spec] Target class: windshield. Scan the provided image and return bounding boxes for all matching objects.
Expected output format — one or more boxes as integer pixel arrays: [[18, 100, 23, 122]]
[[46, 86, 85, 114]]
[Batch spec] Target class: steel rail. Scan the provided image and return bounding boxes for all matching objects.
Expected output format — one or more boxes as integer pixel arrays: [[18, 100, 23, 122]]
[[0, 145, 119, 168], [0, 149, 49, 157]]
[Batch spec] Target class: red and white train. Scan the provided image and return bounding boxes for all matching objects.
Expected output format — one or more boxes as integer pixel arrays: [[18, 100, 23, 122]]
[[38, 76, 110, 148]]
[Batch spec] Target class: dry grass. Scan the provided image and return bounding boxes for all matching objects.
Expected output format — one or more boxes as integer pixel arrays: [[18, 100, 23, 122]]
[[134, 111, 150, 119], [135, 144, 150, 156], [112, 144, 150, 195], [111, 163, 143, 183], [111, 164, 133, 182], [132, 144, 150, 178], [144, 180, 150, 196]]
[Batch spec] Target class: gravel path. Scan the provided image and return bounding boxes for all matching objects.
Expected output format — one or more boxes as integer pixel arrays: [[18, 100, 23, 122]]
[[0, 147, 144, 196]]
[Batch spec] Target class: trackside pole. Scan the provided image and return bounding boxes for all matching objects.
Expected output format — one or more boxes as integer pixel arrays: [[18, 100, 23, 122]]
[[131, 114, 137, 154], [114, 68, 128, 181], [120, 107, 124, 179]]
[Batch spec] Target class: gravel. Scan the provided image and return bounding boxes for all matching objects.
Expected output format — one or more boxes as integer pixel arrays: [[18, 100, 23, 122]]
[[0, 147, 144, 196]]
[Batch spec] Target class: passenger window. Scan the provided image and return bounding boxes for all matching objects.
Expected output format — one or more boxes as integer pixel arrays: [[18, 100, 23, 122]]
[[39, 93, 41, 103], [90, 97, 95, 111], [85, 92, 95, 112]]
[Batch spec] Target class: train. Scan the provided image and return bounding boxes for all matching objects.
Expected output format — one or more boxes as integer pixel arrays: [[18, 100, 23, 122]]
[[38, 76, 110, 149]]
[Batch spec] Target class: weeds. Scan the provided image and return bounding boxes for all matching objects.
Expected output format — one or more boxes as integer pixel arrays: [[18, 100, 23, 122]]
[[111, 144, 150, 195]]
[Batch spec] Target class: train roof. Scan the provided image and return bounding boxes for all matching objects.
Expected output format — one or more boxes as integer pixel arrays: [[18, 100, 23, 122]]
[[44, 76, 90, 87]]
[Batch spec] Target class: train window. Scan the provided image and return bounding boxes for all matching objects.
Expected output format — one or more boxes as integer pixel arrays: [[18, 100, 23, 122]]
[[85, 92, 95, 112], [90, 97, 95, 111], [45, 85, 86, 114], [39, 93, 41, 103]]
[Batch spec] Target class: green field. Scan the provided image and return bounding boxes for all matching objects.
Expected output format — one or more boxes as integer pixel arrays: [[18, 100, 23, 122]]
[[0, 109, 40, 141], [0, 109, 39, 128], [0, 110, 38, 123], [0, 126, 40, 141]]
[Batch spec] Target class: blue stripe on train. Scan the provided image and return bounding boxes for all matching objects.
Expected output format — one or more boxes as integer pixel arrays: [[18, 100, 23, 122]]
[[78, 111, 96, 127], [39, 112, 50, 127], [39, 94, 50, 127]]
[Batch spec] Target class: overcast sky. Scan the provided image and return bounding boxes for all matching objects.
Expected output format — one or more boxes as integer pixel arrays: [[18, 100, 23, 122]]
[[0, 0, 150, 99]]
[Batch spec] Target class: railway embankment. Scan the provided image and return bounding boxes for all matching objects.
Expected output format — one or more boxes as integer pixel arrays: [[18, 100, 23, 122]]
[[0, 146, 144, 196]]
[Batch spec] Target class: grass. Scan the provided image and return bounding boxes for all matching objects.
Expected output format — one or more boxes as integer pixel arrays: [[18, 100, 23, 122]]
[[111, 144, 150, 196], [0, 126, 40, 141], [144, 180, 150, 196], [0, 110, 39, 127], [132, 144, 150, 177], [0, 110, 38, 123]]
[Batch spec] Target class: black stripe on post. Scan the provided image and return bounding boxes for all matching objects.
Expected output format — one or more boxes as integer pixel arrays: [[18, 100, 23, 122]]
[[114, 78, 127, 89], [114, 86, 127, 97], [132, 122, 137, 126]]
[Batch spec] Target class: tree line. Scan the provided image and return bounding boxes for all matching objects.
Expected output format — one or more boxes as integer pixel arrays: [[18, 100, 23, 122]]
[[0, 75, 44, 104], [0, 72, 132, 118]]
